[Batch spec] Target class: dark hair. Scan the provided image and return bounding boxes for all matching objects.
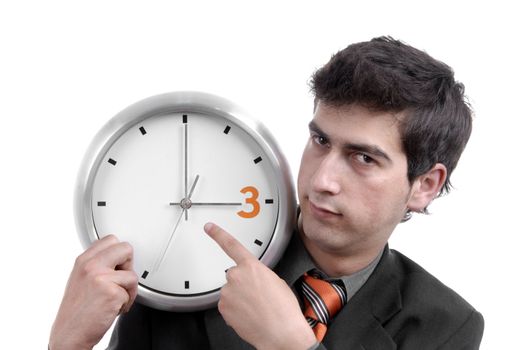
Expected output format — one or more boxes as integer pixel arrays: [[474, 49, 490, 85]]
[[310, 36, 472, 199]]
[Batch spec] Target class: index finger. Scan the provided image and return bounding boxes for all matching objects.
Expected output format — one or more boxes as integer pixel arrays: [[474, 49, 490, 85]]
[[204, 222, 255, 264]]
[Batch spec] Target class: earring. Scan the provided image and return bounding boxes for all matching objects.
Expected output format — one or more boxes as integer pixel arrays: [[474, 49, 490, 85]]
[[401, 209, 413, 222]]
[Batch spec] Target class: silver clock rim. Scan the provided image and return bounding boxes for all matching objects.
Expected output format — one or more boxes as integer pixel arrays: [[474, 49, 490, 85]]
[[74, 91, 296, 312]]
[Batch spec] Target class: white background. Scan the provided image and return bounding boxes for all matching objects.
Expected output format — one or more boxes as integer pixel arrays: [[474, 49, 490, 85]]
[[1, 1, 520, 349]]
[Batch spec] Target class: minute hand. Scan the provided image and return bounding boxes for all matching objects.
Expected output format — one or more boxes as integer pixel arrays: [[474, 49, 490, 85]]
[[184, 121, 188, 220], [169, 202, 241, 206]]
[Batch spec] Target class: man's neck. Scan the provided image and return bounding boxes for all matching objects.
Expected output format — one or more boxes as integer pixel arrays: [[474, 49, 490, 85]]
[[303, 240, 382, 277], [297, 223, 385, 277]]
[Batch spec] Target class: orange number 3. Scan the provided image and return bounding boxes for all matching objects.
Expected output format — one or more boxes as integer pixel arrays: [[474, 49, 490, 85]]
[[237, 186, 260, 218]]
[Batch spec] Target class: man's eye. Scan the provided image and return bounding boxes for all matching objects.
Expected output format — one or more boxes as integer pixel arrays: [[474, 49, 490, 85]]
[[312, 135, 328, 146], [355, 153, 374, 164]]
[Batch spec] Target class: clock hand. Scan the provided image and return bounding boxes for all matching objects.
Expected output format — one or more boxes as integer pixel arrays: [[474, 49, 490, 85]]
[[153, 174, 200, 272], [170, 176, 240, 206], [187, 174, 199, 197], [153, 206, 185, 272], [169, 202, 242, 206], [184, 121, 188, 220]]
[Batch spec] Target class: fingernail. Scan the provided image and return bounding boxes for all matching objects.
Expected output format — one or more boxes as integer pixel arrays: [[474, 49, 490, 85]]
[[204, 222, 213, 233]]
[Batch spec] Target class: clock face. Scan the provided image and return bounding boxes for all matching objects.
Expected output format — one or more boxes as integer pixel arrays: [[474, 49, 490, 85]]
[[91, 111, 280, 296], [75, 92, 295, 311]]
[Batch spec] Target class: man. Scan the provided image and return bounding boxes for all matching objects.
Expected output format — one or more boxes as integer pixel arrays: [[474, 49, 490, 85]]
[[50, 36, 484, 349]]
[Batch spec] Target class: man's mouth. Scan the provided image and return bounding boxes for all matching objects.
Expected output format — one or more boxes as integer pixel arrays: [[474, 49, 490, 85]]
[[308, 199, 341, 219]]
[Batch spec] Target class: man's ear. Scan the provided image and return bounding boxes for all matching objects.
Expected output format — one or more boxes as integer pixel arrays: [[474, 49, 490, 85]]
[[407, 163, 447, 212]]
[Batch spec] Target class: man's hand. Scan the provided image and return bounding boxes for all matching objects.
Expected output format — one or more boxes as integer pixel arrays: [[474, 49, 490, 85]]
[[49, 235, 138, 350], [204, 223, 316, 350]]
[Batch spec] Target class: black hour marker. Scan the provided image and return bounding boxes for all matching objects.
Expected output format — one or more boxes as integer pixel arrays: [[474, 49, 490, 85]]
[[253, 156, 263, 164], [185, 281, 190, 289], [141, 270, 149, 279], [97, 201, 106, 207], [108, 158, 117, 166], [224, 125, 231, 134], [265, 199, 274, 204], [254, 239, 263, 246], [183, 114, 187, 123], [139, 126, 147, 135]]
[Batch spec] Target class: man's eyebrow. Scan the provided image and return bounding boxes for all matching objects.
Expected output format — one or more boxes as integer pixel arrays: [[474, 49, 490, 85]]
[[344, 143, 392, 162], [308, 121, 392, 162], [308, 121, 325, 136]]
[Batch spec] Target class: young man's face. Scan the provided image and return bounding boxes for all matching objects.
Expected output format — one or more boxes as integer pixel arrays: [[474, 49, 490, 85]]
[[297, 102, 415, 260]]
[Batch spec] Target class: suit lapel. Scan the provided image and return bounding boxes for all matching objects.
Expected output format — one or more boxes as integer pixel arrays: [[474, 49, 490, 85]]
[[323, 246, 402, 349]]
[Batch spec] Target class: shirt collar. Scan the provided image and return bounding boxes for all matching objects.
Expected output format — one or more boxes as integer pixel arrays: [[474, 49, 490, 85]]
[[275, 230, 316, 285], [275, 230, 383, 303]]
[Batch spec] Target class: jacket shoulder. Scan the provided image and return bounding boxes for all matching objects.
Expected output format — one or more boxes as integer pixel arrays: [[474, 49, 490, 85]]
[[389, 249, 476, 314], [384, 249, 484, 349]]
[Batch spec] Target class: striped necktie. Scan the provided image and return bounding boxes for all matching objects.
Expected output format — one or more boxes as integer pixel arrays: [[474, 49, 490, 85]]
[[300, 269, 348, 341]]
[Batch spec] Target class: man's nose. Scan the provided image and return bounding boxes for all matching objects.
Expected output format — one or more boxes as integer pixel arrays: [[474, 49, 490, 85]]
[[311, 153, 342, 195]]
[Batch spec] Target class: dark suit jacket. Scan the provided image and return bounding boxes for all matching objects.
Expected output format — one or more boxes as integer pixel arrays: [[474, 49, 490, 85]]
[[108, 244, 484, 349]]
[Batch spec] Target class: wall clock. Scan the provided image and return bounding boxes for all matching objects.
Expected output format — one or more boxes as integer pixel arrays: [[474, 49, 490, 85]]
[[74, 91, 295, 311]]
